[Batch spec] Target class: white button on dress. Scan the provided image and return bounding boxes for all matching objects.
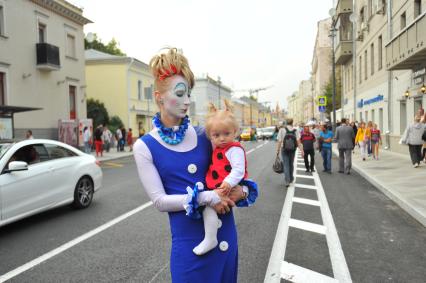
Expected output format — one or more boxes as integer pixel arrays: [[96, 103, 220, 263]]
[[217, 219, 222, 229], [187, 164, 197, 174], [219, 241, 228, 252]]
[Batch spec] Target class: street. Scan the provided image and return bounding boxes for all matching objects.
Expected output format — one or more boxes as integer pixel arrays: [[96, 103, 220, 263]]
[[0, 141, 425, 282]]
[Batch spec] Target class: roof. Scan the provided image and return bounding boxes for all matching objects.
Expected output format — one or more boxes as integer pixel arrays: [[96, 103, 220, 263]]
[[85, 49, 124, 60], [85, 49, 150, 70], [0, 106, 42, 116]]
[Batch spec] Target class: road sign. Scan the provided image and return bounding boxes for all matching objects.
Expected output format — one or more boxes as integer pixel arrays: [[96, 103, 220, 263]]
[[319, 106, 326, 113], [318, 96, 327, 106]]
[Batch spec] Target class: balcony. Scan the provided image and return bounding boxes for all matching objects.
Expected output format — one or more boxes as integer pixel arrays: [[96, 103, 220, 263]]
[[334, 0, 352, 20], [36, 43, 60, 71], [335, 41, 352, 64], [386, 12, 426, 70]]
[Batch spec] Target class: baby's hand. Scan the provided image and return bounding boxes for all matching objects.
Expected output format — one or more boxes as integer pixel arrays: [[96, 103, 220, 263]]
[[217, 182, 232, 195]]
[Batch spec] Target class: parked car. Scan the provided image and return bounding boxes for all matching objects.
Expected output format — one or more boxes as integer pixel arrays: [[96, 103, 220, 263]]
[[0, 139, 102, 227], [239, 128, 252, 141], [262, 126, 276, 140], [256, 128, 265, 140]]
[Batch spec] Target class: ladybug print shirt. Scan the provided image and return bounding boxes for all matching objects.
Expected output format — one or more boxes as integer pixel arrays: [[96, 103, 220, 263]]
[[205, 142, 248, 190]]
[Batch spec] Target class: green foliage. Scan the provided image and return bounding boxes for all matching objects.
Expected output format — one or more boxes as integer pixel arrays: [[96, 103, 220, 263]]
[[322, 66, 342, 114], [84, 33, 126, 56], [109, 115, 124, 133], [87, 98, 110, 128]]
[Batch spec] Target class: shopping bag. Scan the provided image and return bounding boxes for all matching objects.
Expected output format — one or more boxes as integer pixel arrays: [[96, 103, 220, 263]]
[[273, 154, 283, 174]]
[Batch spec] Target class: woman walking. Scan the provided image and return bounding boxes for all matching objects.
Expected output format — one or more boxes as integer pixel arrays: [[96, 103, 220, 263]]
[[370, 123, 382, 160], [133, 48, 247, 282], [366, 121, 373, 156], [355, 122, 368, 161], [127, 128, 133, 152], [401, 116, 426, 167]]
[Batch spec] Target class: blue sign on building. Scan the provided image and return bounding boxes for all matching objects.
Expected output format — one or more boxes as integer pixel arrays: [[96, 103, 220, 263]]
[[357, 95, 384, 108]]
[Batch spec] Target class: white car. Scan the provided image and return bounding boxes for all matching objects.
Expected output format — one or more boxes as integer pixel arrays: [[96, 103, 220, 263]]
[[0, 139, 102, 227]]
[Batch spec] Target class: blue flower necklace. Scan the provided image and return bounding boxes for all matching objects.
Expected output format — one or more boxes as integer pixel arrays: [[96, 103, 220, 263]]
[[152, 112, 189, 145]]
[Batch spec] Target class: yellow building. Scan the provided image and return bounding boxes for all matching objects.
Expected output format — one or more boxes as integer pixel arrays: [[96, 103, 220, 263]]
[[85, 49, 155, 139]]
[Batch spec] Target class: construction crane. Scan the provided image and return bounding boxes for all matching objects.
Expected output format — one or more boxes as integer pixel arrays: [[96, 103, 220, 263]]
[[233, 85, 273, 101]]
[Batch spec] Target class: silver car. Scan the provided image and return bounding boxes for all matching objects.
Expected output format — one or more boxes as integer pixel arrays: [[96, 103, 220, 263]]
[[0, 139, 102, 227]]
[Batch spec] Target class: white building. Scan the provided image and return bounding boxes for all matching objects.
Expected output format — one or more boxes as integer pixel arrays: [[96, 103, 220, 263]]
[[0, 0, 91, 139], [191, 75, 232, 126]]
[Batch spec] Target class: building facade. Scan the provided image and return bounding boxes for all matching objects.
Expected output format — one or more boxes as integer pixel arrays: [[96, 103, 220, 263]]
[[299, 79, 314, 122], [311, 18, 333, 121], [85, 49, 155, 139], [0, 0, 91, 139], [335, 0, 426, 153]]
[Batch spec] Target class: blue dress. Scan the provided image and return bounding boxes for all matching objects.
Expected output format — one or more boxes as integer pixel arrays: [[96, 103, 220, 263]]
[[141, 128, 238, 283]]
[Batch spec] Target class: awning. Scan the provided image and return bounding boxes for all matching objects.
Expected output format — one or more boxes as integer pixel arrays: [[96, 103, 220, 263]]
[[0, 105, 42, 116]]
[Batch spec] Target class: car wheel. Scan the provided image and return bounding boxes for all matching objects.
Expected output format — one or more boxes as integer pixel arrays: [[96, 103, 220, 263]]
[[73, 176, 94, 209]]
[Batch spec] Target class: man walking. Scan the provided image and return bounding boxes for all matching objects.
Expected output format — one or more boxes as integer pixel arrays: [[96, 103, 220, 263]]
[[335, 118, 355, 174], [277, 119, 299, 187], [319, 124, 333, 173], [300, 125, 316, 173]]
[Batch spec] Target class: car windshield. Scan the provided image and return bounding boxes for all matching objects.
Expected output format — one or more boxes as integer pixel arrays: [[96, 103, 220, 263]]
[[264, 127, 275, 133], [0, 143, 12, 160]]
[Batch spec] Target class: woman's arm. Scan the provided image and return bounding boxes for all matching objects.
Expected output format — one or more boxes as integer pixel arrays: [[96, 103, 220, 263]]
[[133, 140, 220, 212]]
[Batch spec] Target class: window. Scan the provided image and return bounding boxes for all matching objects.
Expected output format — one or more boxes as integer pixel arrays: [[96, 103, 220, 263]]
[[368, 0, 373, 19], [137, 80, 142, 100], [9, 144, 49, 165], [360, 7, 365, 23], [371, 43, 375, 75], [0, 5, 4, 36], [401, 12, 406, 30], [378, 35, 383, 70], [45, 144, 77, 159], [66, 34, 76, 58], [0, 72, 4, 105], [69, 85, 76, 119], [144, 85, 153, 100], [38, 23, 46, 43], [359, 55, 362, 84], [414, 0, 422, 18], [364, 50, 368, 80]]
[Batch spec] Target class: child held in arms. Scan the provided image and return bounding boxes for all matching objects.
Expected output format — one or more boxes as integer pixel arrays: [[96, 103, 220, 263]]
[[191, 99, 258, 255]]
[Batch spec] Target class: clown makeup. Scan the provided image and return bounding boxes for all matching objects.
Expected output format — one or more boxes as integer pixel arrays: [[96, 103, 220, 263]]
[[162, 75, 191, 119]]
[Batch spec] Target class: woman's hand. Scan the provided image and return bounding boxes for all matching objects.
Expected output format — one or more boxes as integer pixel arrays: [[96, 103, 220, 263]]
[[228, 185, 245, 203], [213, 189, 236, 214]]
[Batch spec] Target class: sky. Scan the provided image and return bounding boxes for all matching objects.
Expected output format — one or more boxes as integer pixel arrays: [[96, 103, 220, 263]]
[[70, 0, 332, 110]]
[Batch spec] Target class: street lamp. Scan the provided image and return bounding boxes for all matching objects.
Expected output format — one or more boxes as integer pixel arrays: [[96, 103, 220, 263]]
[[217, 76, 221, 109], [420, 84, 426, 94], [328, 13, 338, 133]]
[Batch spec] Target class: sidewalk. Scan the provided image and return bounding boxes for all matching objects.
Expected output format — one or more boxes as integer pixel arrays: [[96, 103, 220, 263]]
[[90, 146, 134, 162], [332, 144, 426, 227]]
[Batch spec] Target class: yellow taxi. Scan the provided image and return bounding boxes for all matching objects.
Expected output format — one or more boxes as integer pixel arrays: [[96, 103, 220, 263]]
[[240, 128, 252, 141]]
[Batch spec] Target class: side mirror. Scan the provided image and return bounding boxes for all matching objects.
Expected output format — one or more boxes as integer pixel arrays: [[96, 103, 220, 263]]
[[6, 161, 29, 173]]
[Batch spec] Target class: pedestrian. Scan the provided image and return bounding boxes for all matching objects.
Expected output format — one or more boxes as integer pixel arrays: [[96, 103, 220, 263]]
[[366, 121, 373, 156], [355, 122, 368, 161], [319, 123, 333, 173], [102, 126, 112, 153], [115, 128, 123, 152], [83, 126, 91, 154], [350, 121, 358, 153], [400, 115, 426, 167], [335, 118, 355, 174], [272, 125, 279, 141], [312, 124, 321, 150], [127, 128, 133, 152], [133, 47, 247, 282], [199, 99, 258, 255], [139, 127, 145, 138], [25, 130, 34, 139], [94, 124, 103, 157], [277, 118, 299, 187], [370, 123, 382, 160], [300, 125, 316, 173], [120, 127, 126, 151]]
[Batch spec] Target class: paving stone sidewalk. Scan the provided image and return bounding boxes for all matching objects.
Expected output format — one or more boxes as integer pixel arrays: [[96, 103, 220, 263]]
[[332, 144, 426, 227]]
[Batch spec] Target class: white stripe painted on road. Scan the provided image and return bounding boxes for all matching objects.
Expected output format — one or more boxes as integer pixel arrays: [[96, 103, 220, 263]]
[[256, 144, 263, 149], [293, 197, 321, 207], [281, 261, 338, 283], [288, 218, 327, 235], [0, 201, 153, 283], [294, 183, 318, 190], [294, 174, 315, 179], [246, 149, 255, 155]]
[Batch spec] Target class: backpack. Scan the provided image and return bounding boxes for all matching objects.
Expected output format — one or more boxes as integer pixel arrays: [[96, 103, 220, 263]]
[[422, 129, 426, 142], [283, 128, 297, 152]]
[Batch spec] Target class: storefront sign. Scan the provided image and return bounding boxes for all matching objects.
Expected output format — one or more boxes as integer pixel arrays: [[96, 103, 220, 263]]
[[357, 95, 384, 108]]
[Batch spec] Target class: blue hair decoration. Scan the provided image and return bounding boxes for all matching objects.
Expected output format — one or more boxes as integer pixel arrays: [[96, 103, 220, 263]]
[[184, 182, 205, 220], [236, 179, 258, 207]]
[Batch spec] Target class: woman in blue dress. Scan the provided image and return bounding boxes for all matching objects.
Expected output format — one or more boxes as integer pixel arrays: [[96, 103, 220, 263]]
[[133, 48, 246, 282]]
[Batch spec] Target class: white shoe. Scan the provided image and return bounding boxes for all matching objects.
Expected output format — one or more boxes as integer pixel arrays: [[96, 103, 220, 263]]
[[414, 164, 419, 168]]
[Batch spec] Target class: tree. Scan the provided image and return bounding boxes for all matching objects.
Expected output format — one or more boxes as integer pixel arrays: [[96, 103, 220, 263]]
[[109, 115, 124, 134], [84, 33, 126, 56], [322, 66, 342, 115], [87, 98, 110, 128]]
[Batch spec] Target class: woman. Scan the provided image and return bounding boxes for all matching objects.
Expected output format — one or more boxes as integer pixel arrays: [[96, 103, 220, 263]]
[[401, 115, 426, 167], [370, 123, 382, 160], [127, 128, 133, 152], [133, 48, 245, 282], [355, 122, 368, 161], [366, 121, 373, 156]]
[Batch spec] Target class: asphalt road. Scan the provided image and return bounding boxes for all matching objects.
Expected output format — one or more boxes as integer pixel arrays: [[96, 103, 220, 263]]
[[0, 140, 425, 282]]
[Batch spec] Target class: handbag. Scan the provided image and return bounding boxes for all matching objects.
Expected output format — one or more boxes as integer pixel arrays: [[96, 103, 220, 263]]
[[273, 153, 283, 174]]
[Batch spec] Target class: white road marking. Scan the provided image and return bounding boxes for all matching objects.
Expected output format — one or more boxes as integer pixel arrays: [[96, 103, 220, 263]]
[[292, 197, 321, 207], [148, 263, 168, 283], [256, 144, 263, 149], [288, 219, 327, 235], [265, 150, 352, 283], [246, 149, 255, 154], [0, 202, 153, 283], [281, 261, 338, 283], [294, 183, 318, 190]]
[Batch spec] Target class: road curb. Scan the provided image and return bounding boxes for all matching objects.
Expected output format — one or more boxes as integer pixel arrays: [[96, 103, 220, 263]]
[[332, 149, 426, 227]]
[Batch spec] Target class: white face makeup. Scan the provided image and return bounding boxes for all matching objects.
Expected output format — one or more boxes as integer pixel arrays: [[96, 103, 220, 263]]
[[162, 75, 191, 119]]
